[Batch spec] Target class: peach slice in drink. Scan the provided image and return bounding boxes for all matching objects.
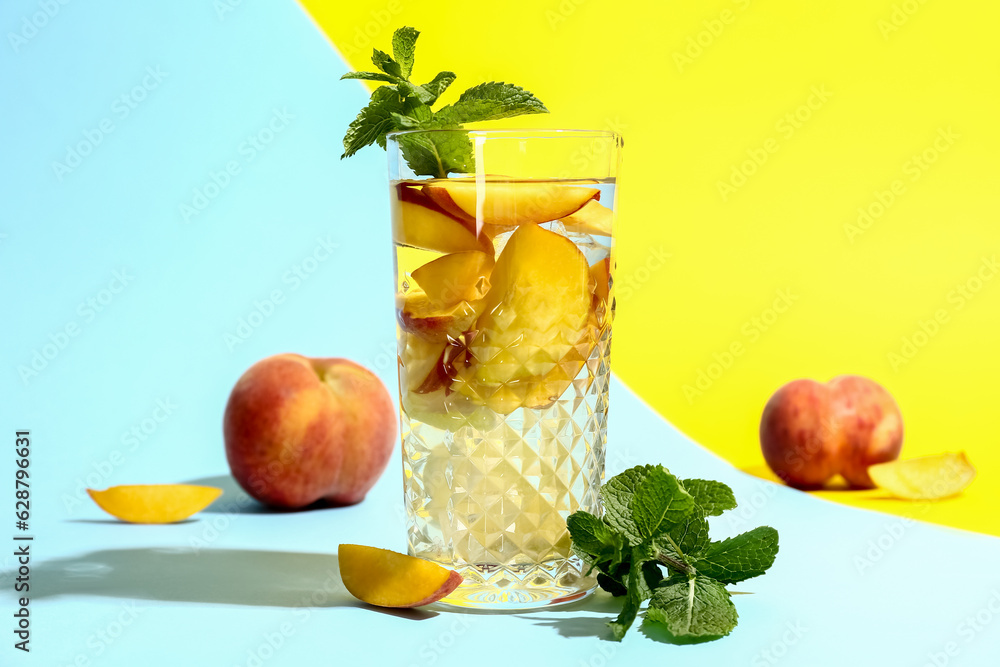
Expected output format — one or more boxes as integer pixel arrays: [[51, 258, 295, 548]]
[[590, 258, 611, 307], [560, 199, 613, 237], [451, 224, 594, 412], [468, 323, 599, 414], [410, 250, 493, 309], [398, 292, 482, 343], [392, 185, 489, 254], [400, 334, 448, 394], [88, 484, 222, 523], [400, 387, 483, 431], [339, 544, 463, 608], [423, 178, 599, 226], [470, 223, 592, 382]]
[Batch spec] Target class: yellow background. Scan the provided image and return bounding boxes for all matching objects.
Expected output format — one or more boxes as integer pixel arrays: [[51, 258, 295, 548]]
[[303, 0, 1000, 535]]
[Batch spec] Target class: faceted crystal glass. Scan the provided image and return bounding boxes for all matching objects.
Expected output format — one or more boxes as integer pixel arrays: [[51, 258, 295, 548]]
[[387, 129, 621, 609]]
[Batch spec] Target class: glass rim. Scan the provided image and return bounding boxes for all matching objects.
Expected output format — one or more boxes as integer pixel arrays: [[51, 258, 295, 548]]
[[386, 128, 621, 141]]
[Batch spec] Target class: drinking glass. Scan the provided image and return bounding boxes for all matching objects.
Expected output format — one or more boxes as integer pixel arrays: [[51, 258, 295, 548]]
[[387, 129, 621, 609]]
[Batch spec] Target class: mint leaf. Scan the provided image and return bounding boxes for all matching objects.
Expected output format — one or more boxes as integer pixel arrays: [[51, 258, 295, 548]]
[[420, 71, 456, 103], [602, 465, 656, 542], [341, 71, 401, 84], [636, 560, 664, 600], [389, 112, 420, 130], [602, 465, 694, 544], [396, 129, 474, 176], [668, 513, 709, 555], [396, 81, 438, 105], [391, 26, 419, 78], [341, 86, 405, 158], [662, 479, 734, 556], [567, 511, 623, 567], [597, 572, 627, 597], [646, 576, 738, 638], [594, 557, 631, 596], [632, 466, 695, 541], [589, 553, 660, 600], [682, 479, 737, 516], [694, 526, 779, 584], [434, 81, 548, 125], [371, 49, 402, 78], [609, 547, 645, 641]]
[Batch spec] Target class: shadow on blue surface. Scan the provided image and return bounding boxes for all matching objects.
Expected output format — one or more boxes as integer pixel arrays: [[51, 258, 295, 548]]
[[1, 547, 376, 609], [67, 519, 198, 525], [181, 473, 377, 513], [638, 620, 726, 645]]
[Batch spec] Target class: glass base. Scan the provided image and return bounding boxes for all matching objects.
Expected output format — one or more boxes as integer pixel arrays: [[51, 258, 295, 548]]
[[434, 560, 597, 610], [439, 582, 596, 610]]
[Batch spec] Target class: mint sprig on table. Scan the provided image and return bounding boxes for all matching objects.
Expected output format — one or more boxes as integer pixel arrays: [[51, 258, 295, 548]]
[[340, 26, 548, 178], [568, 465, 779, 642]]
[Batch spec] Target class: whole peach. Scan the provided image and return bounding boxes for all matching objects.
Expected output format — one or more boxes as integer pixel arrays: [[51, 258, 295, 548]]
[[759, 379, 842, 488], [224, 354, 396, 508], [828, 375, 904, 487], [760, 375, 903, 489]]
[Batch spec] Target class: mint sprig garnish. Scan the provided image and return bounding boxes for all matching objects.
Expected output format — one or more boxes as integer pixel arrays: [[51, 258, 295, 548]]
[[568, 465, 779, 642], [340, 27, 548, 177]]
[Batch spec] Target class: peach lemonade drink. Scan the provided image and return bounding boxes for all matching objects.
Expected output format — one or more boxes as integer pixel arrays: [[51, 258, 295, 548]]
[[391, 174, 616, 607]]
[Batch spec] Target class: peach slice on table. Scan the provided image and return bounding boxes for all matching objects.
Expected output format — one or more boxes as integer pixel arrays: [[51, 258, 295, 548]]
[[392, 185, 489, 254], [339, 544, 462, 608], [87, 484, 222, 523], [560, 199, 614, 237], [410, 251, 494, 309], [868, 452, 976, 500], [423, 178, 599, 226]]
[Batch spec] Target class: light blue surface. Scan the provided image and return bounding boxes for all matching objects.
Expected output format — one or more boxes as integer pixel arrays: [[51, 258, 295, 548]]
[[3, 2, 1000, 665]]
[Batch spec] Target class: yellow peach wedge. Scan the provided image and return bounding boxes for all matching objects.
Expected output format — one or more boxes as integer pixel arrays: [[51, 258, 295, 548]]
[[398, 292, 483, 343], [868, 452, 976, 500], [589, 257, 612, 320], [87, 484, 222, 523], [560, 199, 614, 237], [339, 544, 463, 608], [392, 186, 489, 254], [449, 224, 595, 413], [423, 178, 599, 226], [401, 334, 448, 394], [410, 251, 494, 308], [468, 223, 592, 384]]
